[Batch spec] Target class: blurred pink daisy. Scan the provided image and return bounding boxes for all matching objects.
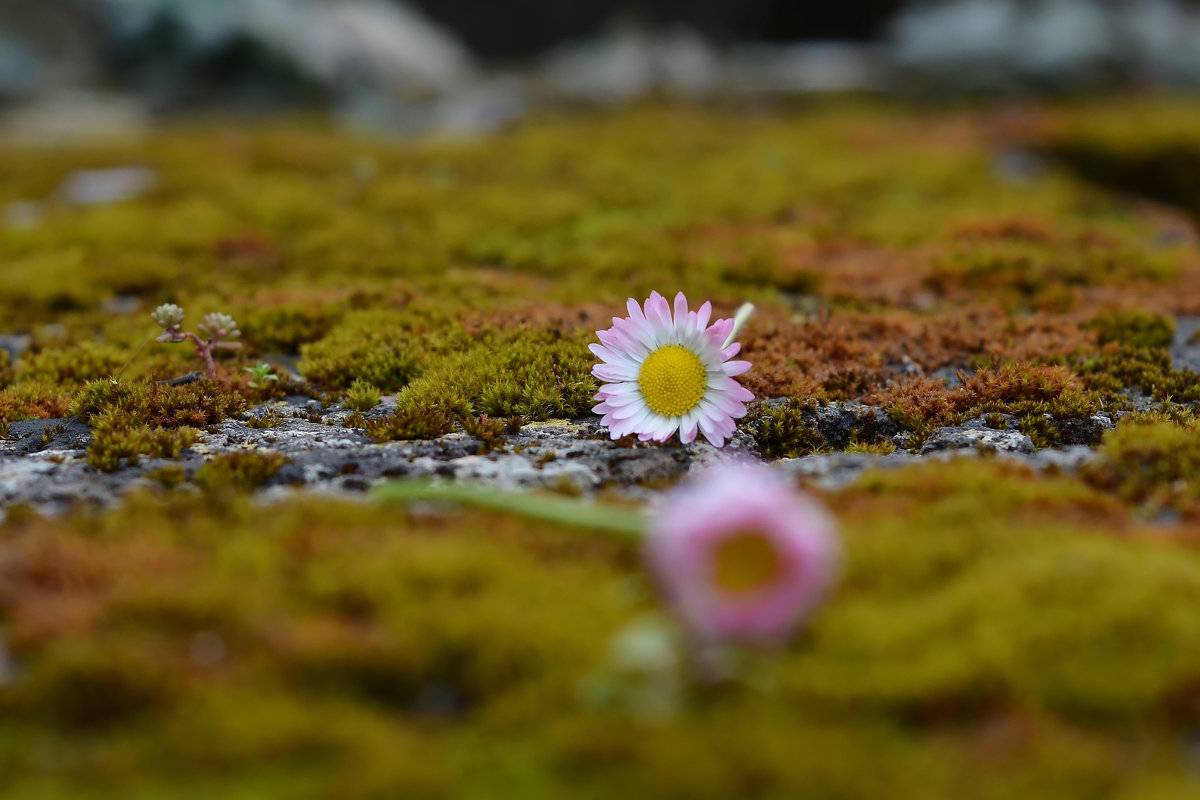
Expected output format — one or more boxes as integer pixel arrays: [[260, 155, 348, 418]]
[[646, 465, 839, 646], [590, 291, 754, 447]]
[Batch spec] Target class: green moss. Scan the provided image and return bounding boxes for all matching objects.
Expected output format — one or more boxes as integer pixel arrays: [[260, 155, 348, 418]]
[[193, 451, 290, 493], [145, 465, 188, 488], [1080, 345, 1200, 404], [924, 234, 1178, 309], [4, 640, 182, 729], [2, 468, 1200, 797], [298, 310, 432, 392], [0, 349, 13, 389], [71, 379, 247, 428], [749, 399, 825, 458], [1081, 420, 1200, 510], [6, 101, 1200, 798], [844, 440, 897, 455], [246, 409, 287, 429], [85, 410, 199, 472], [242, 305, 344, 353], [1084, 310, 1176, 350], [394, 328, 597, 422], [341, 379, 381, 412], [1049, 102, 1200, 222], [343, 408, 452, 443], [16, 342, 127, 388], [0, 380, 71, 423], [461, 414, 519, 454]]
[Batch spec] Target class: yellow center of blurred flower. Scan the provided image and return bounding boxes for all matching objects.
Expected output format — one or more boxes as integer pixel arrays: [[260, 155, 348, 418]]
[[638, 345, 707, 418], [712, 531, 783, 595]]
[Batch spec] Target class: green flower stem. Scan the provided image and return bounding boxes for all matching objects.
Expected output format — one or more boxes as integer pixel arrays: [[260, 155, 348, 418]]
[[373, 480, 645, 540]]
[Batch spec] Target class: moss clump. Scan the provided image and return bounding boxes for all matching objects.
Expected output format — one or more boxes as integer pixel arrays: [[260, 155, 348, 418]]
[[961, 363, 1101, 448], [194, 451, 290, 493], [882, 378, 966, 444], [461, 414, 520, 454], [4, 641, 182, 730], [342, 379, 381, 412], [394, 328, 597, 422], [924, 231, 1178, 309], [298, 310, 429, 391], [1081, 420, 1200, 510], [748, 399, 895, 457], [843, 440, 897, 455], [1081, 345, 1200, 404], [242, 305, 344, 353], [0, 380, 71, 423], [145, 465, 188, 488], [750, 399, 825, 458], [343, 409, 453, 443], [85, 411, 199, 472], [877, 364, 1102, 450], [71, 379, 247, 428], [11, 99, 1200, 798], [4, 466, 1200, 797], [16, 342, 127, 388], [246, 409, 287, 429], [1084, 310, 1176, 350]]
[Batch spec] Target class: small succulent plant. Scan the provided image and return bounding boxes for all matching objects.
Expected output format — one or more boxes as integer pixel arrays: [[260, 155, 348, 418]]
[[198, 312, 240, 342], [152, 303, 243, 378], [245, 362, 279, 390], [151, 303, 186, 330]]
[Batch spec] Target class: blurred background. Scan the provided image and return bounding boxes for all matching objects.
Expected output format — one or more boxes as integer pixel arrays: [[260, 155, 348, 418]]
[[2, 0, 1200, 140]]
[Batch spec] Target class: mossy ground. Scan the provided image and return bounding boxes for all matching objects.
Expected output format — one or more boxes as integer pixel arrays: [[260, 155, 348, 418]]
[[6, 99, 1200, 795], [4, 469, 1200, 799]]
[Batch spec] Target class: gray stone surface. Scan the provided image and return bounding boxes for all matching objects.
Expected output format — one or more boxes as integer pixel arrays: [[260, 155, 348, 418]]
[[0, 388, 1118, 518], [920, 426, 1036, 455], [59, 166, 157, 206], [0, 395, 761, 517], [1172, 315, 1200, 373], [889, 0, 1200, 92]]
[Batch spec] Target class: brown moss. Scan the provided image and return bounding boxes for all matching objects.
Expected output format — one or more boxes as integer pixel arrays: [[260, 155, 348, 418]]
[[0, 381, 71, 423], [739, 308, 1094, 403]]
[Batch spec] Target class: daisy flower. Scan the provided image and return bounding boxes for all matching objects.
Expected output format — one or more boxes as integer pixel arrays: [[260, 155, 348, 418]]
[[646, 464, 839, 646], [590, 291, 754, 446]]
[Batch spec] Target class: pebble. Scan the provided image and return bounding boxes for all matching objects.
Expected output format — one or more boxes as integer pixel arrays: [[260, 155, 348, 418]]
[[59, 166, 157, 207]]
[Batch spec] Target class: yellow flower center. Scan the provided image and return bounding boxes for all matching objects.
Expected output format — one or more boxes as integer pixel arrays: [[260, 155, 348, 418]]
[[638, 344, 707, 418], [712, 531, 783, 595]]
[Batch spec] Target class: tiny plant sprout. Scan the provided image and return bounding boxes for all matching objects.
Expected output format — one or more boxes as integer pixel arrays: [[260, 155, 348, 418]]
[[152, 303, 243, 379], [245, 363, 278, 390], [645, 464, 839, 647]]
